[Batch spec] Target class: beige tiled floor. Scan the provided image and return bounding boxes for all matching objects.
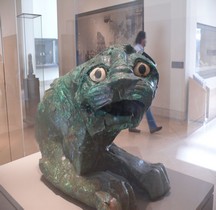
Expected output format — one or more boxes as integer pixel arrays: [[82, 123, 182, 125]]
[[1, 115, 216, 208]]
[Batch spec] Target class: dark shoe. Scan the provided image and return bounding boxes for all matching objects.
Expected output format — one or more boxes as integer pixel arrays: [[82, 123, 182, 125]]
[[128, 128, 141, 133], [150, 126, 162, 134]]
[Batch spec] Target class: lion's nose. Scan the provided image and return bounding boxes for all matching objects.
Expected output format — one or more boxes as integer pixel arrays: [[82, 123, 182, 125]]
[[108, 74, 142, 102], [109, 72, 142, 94]]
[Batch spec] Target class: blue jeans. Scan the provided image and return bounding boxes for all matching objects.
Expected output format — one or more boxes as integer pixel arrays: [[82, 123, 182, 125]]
[[146, 108, 157, 130]]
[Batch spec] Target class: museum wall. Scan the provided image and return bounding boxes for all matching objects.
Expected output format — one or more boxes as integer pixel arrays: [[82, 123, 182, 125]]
[[145, 0, 187, 120], [57, 0, 188, 120], [184, 0, 197, 80], [57, 0, 136, 75], [197, 0, 216, 27], [57, 0, 215, 121], [21, 0, 58, 39], [76, 0, 135, 14], [50, 0, 216, 120], [0, 0, 24, 162], [33, 0, 58, 39], [57, 0, 76, 76]]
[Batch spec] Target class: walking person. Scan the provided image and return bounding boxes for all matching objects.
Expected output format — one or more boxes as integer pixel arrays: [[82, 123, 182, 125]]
[[129, 31, 162, 134]]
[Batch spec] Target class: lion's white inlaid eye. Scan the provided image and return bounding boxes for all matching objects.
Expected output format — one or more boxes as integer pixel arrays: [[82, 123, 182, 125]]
[[133, 62, 151, 77], [89, 67, 107, 82]]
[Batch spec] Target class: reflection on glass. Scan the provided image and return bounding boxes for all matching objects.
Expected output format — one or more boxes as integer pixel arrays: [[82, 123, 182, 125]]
[[0, 18, 11, 164], [17, 13, 43, 125], [196, 23, 216, 79], [35, 38, 58, 68], [16, 13, 44, 157], [76, 1, 144, 65]]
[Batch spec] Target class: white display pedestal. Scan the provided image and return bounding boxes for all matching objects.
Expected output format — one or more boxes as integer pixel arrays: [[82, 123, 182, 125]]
[[0, 153, 214, 210]]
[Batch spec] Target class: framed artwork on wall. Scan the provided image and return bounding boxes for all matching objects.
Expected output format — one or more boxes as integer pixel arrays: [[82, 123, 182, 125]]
[[196, 23, 216, 78], [35, 38, 59, 68], [75, 0, 144, 65]]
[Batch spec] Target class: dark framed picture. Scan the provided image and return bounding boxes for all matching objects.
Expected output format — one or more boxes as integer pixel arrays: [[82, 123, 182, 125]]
[[196, 23, 216, 75], [75, 0, 144, 65], [35, 38, 58, 68]]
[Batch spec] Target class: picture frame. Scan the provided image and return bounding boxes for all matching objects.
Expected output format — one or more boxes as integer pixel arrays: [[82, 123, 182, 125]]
[[75, 0, 144, 65], [35, 38, 59, 68]]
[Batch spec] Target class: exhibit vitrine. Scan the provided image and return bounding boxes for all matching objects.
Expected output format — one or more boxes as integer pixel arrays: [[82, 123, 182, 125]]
[[17, 13, 43, 125], [0, 17, 11, 164], [0, 0, 215, 194]]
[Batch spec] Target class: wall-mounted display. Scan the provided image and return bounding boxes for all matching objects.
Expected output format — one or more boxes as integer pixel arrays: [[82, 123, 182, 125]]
[[0, 17, 11, 164], [35, 38, 58, 68], [196, 23, 216, 79], [76, 0, 144, 65]]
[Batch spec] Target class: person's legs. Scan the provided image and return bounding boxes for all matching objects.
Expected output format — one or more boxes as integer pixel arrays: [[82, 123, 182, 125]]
[[128, 109, 162, 134], [146, 108, 157, 129], [146, 108, 162, 133]]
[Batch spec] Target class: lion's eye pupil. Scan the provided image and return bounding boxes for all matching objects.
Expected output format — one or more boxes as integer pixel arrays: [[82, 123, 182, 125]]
[[139, 65, 146, 74], [95, 70, 102, 79], [89, 67, 107, 82], [133, 62, 151, 78]]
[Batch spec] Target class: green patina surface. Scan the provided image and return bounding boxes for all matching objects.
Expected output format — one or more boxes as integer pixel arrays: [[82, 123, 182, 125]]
[[35, 45, 170, 210]]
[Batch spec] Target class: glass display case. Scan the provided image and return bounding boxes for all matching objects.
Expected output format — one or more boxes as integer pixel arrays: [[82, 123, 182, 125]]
[[0, 18, 11, 164], [0, 0, 215, 183], [17, 13, 44, 125], [196, 23, 216, 79], [192, 23, 216, 123]]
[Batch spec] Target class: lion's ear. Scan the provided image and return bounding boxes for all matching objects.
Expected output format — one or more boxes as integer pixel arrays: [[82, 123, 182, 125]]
[[142, 51, 156, 64], [124, 44, 136, 54]]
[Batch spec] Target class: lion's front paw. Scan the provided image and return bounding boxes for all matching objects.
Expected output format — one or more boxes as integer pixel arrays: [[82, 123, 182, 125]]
[[93, 172, 137, 210], [139, 163, 170, 200], [95, 191, 121, 210]]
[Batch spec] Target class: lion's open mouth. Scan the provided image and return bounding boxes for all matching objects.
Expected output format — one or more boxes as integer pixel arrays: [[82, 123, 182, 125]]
[[100, 100, 145, 118]]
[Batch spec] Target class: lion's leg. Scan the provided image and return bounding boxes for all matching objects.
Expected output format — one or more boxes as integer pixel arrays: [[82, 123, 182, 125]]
[[39, 141, 137, 210], [101, 144, 170, 200]]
